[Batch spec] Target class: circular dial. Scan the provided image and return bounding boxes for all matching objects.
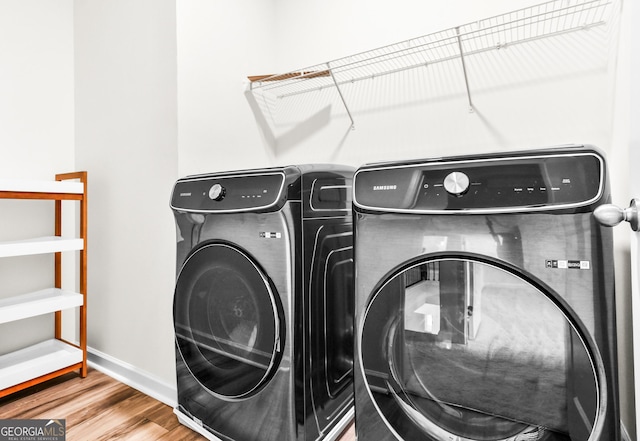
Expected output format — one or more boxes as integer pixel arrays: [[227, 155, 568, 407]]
[[443, 171, 470, 196], [209, 183, 226, 201]]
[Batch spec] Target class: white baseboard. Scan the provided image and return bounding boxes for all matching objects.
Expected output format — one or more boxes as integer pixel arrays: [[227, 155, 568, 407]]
[[87, 346, 177, 408]]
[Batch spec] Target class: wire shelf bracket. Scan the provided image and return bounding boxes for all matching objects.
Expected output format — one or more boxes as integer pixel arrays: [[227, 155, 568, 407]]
[[249, 0, 615, 127], [456, 26, 474, 113], [327, 62, 356, 130]]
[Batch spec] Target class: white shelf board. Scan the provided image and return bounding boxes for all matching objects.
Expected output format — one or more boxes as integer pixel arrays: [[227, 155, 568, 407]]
[[0, 236, 84, 258], [0, 339, 82, 390], [0, 288, 83, 324], [0, 178, 83, 194]]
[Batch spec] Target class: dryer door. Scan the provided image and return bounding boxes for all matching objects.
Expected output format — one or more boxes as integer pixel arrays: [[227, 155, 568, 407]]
[[174, 242, 284, 400], [360, 256, 603, 441]]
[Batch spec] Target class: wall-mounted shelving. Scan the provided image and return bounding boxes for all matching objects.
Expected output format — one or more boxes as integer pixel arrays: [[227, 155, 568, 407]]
[[0, 172, 88, 398], [249, 0, 615, 128]]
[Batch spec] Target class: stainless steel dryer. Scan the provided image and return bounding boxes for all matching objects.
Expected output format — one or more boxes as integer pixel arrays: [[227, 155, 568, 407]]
[[171, 165, 355, 441], [352, 146, 620, 441]]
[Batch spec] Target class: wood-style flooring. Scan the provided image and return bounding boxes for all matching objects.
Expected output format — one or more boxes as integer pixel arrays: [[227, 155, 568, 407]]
[[0, 369, 356, 441]]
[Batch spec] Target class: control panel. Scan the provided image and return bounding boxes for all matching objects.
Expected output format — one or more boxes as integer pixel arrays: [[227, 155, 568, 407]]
[[171, 173, 285, 212], [354, 152, 603, 212]]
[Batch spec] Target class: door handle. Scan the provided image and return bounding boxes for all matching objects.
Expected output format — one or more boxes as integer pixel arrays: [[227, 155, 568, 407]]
[[594, 199, 639, 231]]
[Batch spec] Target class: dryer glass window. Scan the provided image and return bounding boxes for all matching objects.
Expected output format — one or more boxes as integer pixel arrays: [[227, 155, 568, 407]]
[[174, 243, 283, 399], [361, 257, 599, 441]]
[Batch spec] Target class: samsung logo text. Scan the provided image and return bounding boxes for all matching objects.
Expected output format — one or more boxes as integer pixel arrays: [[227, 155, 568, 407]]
[[373, 185, 397, 191]]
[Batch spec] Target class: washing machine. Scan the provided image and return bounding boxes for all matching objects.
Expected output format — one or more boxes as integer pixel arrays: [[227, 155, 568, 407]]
[[170, 164, 355, 441], [352, 145, 620, 441]]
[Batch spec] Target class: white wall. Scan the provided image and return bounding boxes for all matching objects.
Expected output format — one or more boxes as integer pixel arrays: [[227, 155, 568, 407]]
[[74, 0, 178, 387], [177, 0, 277, 176], [68, 0, 280, 402], [0, 1, 75, 354], [0, 0, 75, 180], [273, 0, 549, 72]]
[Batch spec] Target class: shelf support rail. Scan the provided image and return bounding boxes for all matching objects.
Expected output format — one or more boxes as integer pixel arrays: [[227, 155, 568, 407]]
[[327, 62, 356, 130], [456, 27, 474, 113], [55, 171, 88, 379]]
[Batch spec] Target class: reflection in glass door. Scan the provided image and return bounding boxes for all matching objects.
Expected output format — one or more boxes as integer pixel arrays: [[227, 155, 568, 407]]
[[361, 257, 600, 441]]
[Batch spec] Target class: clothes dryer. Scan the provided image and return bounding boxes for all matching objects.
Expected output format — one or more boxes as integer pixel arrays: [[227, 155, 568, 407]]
[[171, 165, 355, 441], [353, 146, 620, 441]]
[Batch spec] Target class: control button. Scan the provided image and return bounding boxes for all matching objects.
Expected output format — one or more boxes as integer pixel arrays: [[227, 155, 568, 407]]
[[208, 183, 226, 201], [443, 172, 470, 196]]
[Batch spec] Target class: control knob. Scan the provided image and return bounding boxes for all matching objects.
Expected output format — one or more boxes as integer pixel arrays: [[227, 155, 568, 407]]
[[208, 183, 226, 201], [443, 171, 470, 196]]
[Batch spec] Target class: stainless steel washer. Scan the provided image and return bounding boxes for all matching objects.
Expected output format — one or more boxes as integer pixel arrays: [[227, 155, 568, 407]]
[[171, 165, 355, 441], [353, 146, 620, 441]]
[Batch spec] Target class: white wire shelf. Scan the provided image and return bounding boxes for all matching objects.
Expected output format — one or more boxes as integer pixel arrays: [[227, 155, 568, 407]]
[[249, 0, 614, 125]]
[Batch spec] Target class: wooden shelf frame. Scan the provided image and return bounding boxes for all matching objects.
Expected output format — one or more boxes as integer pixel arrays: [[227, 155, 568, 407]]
[[0, 171, 87, 398]]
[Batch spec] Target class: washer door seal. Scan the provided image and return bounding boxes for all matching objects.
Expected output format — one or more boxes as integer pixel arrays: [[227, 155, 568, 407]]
[[174, 242, 284, 400]]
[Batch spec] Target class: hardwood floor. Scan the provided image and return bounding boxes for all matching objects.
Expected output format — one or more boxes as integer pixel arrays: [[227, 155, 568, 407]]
[[0, 369, 356, 441]]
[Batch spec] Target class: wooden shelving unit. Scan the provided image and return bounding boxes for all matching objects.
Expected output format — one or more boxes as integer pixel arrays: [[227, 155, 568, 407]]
[[0, 172, 87, 398]]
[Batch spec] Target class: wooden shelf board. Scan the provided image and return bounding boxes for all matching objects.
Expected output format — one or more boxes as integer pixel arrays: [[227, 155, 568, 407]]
[[0, 236, 84, 258], [0, 339, 83, 391], [0, 288, 83, 324]]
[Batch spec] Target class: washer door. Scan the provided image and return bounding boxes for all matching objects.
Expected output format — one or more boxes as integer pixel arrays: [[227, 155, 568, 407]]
[[360, 256, 602, 441], [174, 242, 284, 400]]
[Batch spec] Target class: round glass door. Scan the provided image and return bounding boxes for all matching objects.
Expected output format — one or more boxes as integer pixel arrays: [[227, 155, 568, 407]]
[[174, 242, 283, 399], [360, 257, 601, 441]]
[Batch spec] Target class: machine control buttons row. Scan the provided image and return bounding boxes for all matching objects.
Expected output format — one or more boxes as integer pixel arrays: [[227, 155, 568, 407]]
[[513, 186, 561, 193], [428, 173, 571, 197], [209, 183, 226, 201]]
